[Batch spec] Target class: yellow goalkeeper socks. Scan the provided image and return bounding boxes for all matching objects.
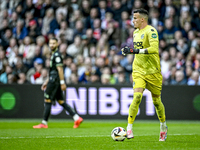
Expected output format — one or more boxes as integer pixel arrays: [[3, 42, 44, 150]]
[[152, 96, 166, 123], [128, 92, 143, 124]]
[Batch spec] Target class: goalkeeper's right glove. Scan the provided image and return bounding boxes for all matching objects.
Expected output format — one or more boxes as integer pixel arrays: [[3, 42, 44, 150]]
[[121, 46, 139, 56]]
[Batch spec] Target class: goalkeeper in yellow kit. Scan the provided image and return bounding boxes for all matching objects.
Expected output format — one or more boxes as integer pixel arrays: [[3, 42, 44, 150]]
[[121, 9, 167, 141]]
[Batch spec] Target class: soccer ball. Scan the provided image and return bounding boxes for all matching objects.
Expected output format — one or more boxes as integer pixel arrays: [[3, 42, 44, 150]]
[[111, 127, 126, 141]]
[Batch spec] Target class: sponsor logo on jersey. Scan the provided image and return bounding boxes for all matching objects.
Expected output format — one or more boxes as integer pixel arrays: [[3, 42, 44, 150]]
[[141, 34, 144, 39], [134, 42, 143, 49], [151, 33, 157, 38]]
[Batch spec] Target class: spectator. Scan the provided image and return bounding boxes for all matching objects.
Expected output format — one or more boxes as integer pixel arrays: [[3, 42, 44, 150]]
[[96, 36, 109, 58], [17, 72, 30, 84], [85, 28, 97, 46], [9, 11, 18, 29], [176, 52, 185, 70], [56, 20, 74, 44], [69, 9, 86, 29], [67, 35, 82, 57], [181, 21, 193, 39], [29, 58, 43, 84], [120, 11, 131, 43], [41, 8, 54, 36], [22, 0, 35, 18], [70, 73, 79, 84], [98, 0, 113, 21], [186, 47, 198, 68], [160, 0, 177, 21], [30, 45, 44, 68], [34, 0, 44, 18], [56, 0, 71, 19], [179, 11, 192, 30], [111, 0, 126, 22], [192, 11, 200, 32], [0, 65, 13, 84], [40, 0, 55, 18], [187, 71, 200, 85], [163, 18, 178, 45], [168, 46, 177, 65], [18, 36, 35, 67], [73, 20, 86, 39], [0, 9, 9, 30], [161, 51, 171, 82], [35, 68, 48, 84], [85, 8, 99, 29], [8, 47, 20, 67], [1, 28, 13, 49], [6, 38, 18, 59], [168, 6, 179, 28], [190, 0, 200, 19], [176, 38, 189, 56], [149, 8, 160, 30], [104, 20, 120, 46], [101, 12, 115, 30], [7, 73, 17, 84], [80, 0, 91, 18], [64, 56, 73, 83], [12, 19, 28, 43], [93, 18, 102, 40], [28, 20, 41, 41], [157, 21, 164, 40], [101, 74, 111, 84], [116, 71, 127, 84], [13, 58, 28, 78], [59, 43, 68, 59], [187, 30, 198, 49], [36, 35, 50, 59], [171, 70, 187, 85], [0, 50, 8, 74]]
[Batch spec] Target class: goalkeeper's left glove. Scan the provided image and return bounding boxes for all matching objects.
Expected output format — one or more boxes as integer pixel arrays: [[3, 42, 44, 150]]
[[121, 46, 139, 56]]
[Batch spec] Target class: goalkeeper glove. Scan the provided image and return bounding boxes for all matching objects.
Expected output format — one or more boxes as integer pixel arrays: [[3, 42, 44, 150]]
[[121, 46, 139, 56]]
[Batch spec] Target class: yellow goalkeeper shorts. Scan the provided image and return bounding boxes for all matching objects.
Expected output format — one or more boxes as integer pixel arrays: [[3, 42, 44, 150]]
[[132, 72, 162, 95]]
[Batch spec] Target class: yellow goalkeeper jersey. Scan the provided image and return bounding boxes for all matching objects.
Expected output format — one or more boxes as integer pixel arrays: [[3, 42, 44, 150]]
[[132, 25, 161, 75]]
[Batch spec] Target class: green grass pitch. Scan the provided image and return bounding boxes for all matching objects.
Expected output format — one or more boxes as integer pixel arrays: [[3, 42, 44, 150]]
[[0, 119, 200, 150]]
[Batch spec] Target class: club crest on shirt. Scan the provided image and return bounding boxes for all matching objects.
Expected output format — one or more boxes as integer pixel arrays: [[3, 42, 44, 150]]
[[151, 33, 157, 38], [55, 57, 61, 63], [141, 34, 144, 39]]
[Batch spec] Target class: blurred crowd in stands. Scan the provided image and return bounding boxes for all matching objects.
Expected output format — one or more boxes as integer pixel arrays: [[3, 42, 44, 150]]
[[0, 0, 200, 85]]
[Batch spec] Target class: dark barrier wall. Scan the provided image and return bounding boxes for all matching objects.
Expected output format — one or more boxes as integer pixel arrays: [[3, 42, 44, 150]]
[[0, 84, 200, 120]]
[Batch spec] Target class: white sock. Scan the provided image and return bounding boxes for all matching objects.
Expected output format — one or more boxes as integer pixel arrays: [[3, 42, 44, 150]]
[[42, 120, 47, 125], [127, 123, 133, 130], [73, 114, 79, 121], [160, 121, 166, 132]]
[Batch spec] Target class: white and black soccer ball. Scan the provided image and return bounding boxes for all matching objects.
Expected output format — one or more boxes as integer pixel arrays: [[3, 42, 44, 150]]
[[111, 127, 126, 141]]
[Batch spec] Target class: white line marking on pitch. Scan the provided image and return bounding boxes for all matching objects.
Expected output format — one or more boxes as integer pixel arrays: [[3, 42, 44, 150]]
[[0, 134, 197, 139]]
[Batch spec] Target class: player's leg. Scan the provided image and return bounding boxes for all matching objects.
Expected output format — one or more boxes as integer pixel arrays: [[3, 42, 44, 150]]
[[146, 72, 167, 141], [151, 93, 167, 141], [127, 73, 146, 139], [33, 99, 52, 128], [33, 81, 57, 128], [57, 89, 83, 128]]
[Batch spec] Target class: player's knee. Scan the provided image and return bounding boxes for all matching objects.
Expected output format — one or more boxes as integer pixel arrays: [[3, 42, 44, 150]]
[[58, 100, 64, 105], [152, 96, 160, 107], [133, 93, 142, 105]]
